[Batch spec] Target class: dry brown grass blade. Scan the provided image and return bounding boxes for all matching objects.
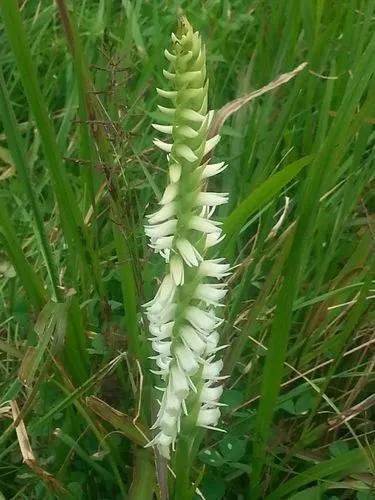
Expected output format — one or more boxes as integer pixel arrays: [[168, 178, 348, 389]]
[[18, 347, 37, 386], [0, 404, 12, 418], [230, 336, 375, 414], [0, 165, 15, 181], [328, 394, 375, 430], [208, 62, 308, 139], [10, 400, 64, 493], [85, 395, 149, 446]]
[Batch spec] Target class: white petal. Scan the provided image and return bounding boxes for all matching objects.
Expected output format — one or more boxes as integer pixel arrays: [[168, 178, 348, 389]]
[[203, 135, 220, 155], [177, 70, 201, 84], [205, 233, 225, 249], [170, 254, 184, 285], [202, 359, 223, 379], [180, 109, 205, 122], [147, 202, 176, 224], [157, 105, 176, 117], [200, 385, 223, 404], [158, 321, 174, 335], [200, 205, 216, 219], [153, 139, 172, 153], [152, 123, 173, 134], [169, 163, 181, 183], [150, 235, 174, 251], [170, 365, 189, 399], [207, 110, 215, 128], [198, 95, 208, 115], [180, 325, 206, 355], [149, 321, 174, 339], [196, 192, 229, 207], [145, 274, 175, 310], [160, 183, 178, 204], [171, 32, 180, 43], [149, 328, 171, 340], [156, 88, 177, 99], [147, 300, 164, 316], [150, 368, 169, 376], [145, 219, 177, 239], [195, 284, 227, 305], [156, 433, 173, 459], [163, 69, 175, 80], [174, 144, 197, 162], [199, 259, 230, 279], [183, 88, 205, 101], [176, 239, 202, 266], [164, 48, 176, 61], [159, 412, 178, 436], [158, 432, 173, 447], [158, 274, 176, 302], [147, 302, 176, 322], [205, 331, 220, 355], [148, 314, 175, 331], [155, 356, 171, 371], [164, 389, 182, 416], [176, 125, 199, 138], [194, 47, 205, 68], [197, 408, 221, 427], [190, 215, 222, 234], [175, 344, 199, 376], [201, 162, 227, 179], [152, 340, 172, 356], [179, 51, 193, 65], [185, 306, 221, 333]]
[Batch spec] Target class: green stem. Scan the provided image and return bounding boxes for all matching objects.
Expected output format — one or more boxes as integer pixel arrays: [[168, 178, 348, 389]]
[[173, 377, 203, 500], [174, 432, 195, 500], [128, 448, 155, 500]]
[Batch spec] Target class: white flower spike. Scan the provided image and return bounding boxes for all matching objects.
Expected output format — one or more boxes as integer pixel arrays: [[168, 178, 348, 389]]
[[144, 16, 230, 459]]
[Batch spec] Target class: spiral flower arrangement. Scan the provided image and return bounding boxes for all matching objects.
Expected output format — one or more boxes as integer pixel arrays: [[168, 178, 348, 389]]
[[144, 17, 230, 459]]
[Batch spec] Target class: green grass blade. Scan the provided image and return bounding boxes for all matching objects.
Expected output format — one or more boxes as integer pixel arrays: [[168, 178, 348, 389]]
[[223, 226, 294, 375], [63, 297, 90, 385], [56, 0, 98, 214], [249, 26, 375, 496], [223, 155, 312, 240], [112, 219, 141, 359], [0, 70, 60, 301], [0, 199, 45, 308], [268, 445, 374, 499], [299, 275, 373, 440], [0, 0, 92, 288]]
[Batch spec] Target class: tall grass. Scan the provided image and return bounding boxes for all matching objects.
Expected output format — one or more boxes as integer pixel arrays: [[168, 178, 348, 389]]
[[0, 1, 374, 499]]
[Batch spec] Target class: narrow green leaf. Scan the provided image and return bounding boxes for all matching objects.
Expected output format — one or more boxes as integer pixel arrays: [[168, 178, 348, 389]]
[[0, 199, 45, 309], [268, 446, 374, 499], [223, 155, 312, 239], [249, 26, 375, 496], [0, 69, 60, 301], [54, 429, 113, 482], [63, 297, 90, 385], [112, 219, 141, 359], [0, 0, 94, 289]]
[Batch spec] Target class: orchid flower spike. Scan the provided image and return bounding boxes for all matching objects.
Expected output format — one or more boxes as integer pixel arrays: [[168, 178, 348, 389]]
[[144, 16, 230, 459]]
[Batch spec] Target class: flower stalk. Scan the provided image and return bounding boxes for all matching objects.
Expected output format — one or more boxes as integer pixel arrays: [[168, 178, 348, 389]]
[[144, 16, 230, 465]]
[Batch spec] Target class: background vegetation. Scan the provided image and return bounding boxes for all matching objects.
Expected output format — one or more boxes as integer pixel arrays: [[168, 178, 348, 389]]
[[0, 1, 374, 499]]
